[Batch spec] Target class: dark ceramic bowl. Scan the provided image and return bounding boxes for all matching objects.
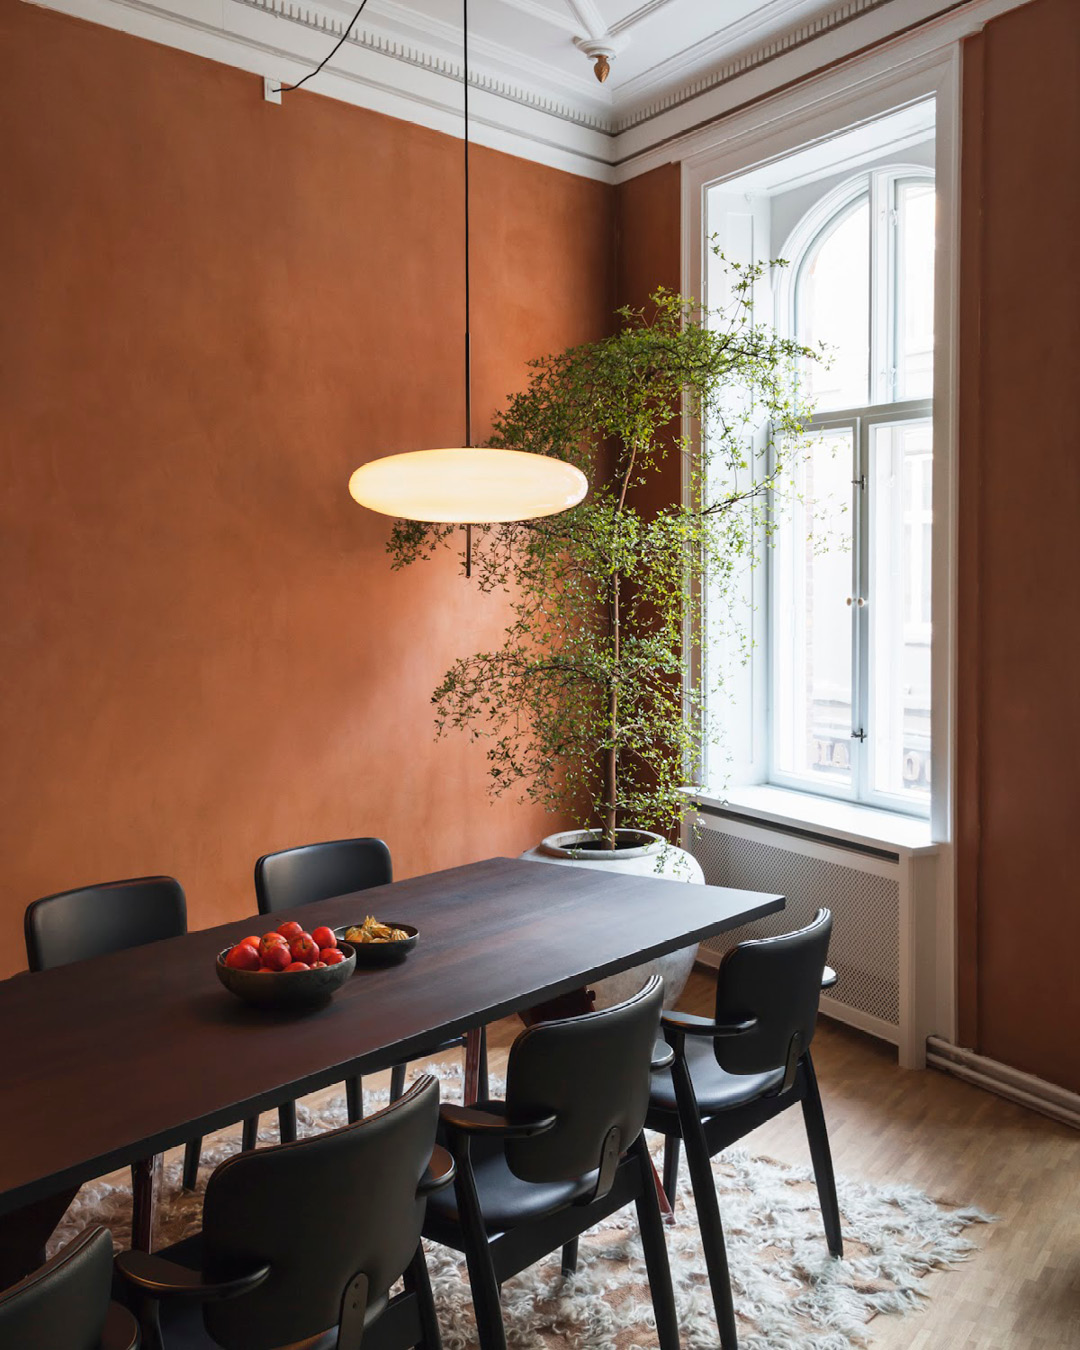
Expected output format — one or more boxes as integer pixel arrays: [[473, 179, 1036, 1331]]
[[216, 941, 356, 1008], [333, 923, 418, 966]]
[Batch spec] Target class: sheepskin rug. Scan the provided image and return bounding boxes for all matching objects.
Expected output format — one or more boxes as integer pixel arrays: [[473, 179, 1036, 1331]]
[[53, 1064, 991, 1349]]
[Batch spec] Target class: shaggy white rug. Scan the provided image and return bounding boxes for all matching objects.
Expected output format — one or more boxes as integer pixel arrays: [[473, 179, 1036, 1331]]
[[52, 1065, 992, 1349]]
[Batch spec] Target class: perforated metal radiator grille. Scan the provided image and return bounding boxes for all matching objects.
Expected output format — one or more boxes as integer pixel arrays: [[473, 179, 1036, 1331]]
[[692, 824, 901, 1028]]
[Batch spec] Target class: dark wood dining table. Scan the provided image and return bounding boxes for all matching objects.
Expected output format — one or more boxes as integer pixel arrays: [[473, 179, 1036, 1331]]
[[0, 856, 783, 1254]]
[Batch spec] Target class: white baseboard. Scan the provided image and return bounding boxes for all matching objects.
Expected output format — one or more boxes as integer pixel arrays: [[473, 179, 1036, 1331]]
[[926, 1037, 1080, 1130]]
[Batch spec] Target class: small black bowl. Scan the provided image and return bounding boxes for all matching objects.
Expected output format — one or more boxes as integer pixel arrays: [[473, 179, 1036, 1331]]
[[216, 941, 356, 1008], [333, 923, 418, 967]]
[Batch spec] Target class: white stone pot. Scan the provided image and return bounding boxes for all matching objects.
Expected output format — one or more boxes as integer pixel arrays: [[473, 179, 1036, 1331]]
[[520, 828, 705, 1009]]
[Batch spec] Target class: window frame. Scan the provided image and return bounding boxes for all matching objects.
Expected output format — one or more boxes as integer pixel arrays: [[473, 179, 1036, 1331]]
[[767, 165, 936, 818], [678, 37, 963, 1055]]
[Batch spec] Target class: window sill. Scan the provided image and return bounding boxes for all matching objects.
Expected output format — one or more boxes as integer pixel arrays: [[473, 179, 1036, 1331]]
[[691, 784, 938, 855]]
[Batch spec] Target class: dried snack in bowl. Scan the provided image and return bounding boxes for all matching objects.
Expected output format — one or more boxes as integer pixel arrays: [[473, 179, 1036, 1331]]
[[343, 916, 411, 944]]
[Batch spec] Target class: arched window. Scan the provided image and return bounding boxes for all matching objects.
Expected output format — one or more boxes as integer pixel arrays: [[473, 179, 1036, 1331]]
[[770, 167, 935, 813]]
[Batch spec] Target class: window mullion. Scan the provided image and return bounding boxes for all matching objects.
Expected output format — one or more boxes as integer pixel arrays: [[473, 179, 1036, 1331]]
[[855, 419, 871, 803]]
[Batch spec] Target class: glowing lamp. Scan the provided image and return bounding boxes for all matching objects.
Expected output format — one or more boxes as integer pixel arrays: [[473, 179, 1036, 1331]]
[[348, 447, 587, 524]]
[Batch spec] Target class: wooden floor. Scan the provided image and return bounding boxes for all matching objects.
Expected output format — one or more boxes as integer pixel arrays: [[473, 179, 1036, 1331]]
[[484, 969, 1080, 1349]]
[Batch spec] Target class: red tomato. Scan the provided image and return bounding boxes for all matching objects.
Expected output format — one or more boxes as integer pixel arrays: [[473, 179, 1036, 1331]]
[[225, 943, 261, 971], [320, 948, 345, 965], [290, 934, 320, 966], [312, 926, 337, 951], [277, 921, 304, 941], [284, 961, 310, 972], [261, 943, 291, 972]]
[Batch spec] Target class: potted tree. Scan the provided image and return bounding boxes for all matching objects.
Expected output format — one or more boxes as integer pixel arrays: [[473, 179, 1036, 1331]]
[[388, 271, 815, 1003]]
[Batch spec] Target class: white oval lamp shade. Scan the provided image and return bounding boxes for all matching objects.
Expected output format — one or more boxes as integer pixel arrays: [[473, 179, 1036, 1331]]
[[348, 447, 588, 524]]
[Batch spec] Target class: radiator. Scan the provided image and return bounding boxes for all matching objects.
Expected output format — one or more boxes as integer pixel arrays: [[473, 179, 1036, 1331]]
[[689, 810, 940, 1067]]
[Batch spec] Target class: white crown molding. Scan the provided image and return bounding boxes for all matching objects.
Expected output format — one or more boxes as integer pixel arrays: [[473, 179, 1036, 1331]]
[[22, 0, 1034, 183], [613, 0, 899, 131], [611, 0, 1032, 177]]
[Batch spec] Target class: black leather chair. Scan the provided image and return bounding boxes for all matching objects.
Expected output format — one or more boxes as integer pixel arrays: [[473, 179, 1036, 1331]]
[[115, 1075, 451, 1350], [0, 1225, 140, 1349], [423, 975, 679, 1350], [647, 909, 842, 1350], [253, 837, 486, 1142], [22, 877, 238, 1234]]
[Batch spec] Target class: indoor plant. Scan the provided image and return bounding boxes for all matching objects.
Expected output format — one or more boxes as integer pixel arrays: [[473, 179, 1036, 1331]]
[[388, 268, 815, 999]]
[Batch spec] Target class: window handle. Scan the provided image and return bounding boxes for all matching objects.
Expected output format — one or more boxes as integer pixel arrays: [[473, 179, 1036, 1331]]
[[846, 596, 866, 607]]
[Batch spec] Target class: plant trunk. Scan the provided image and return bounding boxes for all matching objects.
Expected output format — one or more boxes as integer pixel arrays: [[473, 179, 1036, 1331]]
[[603, 688, 618, 849]]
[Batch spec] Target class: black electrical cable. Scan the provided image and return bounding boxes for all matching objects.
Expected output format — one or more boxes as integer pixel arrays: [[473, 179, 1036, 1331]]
[[463, 0, 473, 577], [277, 0, 371, 95]]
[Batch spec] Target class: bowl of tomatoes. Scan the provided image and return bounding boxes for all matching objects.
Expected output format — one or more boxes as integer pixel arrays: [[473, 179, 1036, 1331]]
[[216, 922, 356, 1008]]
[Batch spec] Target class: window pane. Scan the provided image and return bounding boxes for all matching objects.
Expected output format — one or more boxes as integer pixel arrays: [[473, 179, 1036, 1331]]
[[895, 180, 935, 400], [773, 429, 855, 788], [796, 197, 870, 412], [869, 420, 932, 802]]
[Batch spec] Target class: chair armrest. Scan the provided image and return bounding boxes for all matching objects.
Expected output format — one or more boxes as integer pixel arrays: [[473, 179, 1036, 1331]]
[[651, 1040, 675, 1071], [416, 1144, 456, 1196], [115, 1250, 271, 1303], [822, 966, 838, 990], [439, 1102, 557, 1140], [661, 1009, 758, 1042]]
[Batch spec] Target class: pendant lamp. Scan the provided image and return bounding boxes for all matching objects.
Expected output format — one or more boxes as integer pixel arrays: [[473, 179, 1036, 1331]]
[[346, 0, 588, 571]]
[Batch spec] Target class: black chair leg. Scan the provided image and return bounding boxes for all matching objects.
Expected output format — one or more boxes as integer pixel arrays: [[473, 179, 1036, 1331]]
[[404, 1244, 443, 1350], [560, 1238, 578, 1277], [181, 1138, 201, 1192], [346, 1075, 365, 1123], [632, 1135, 680, 1350], [462, 1240, 507, 1350], [278, 1101, 298, 1144], [801, 1052, 843, 1258], [241, 1116, 259, 1152], [662, 1135, 681, 1208], [672, 1057, 738, 1349], [390, 1063, 407, 1101]]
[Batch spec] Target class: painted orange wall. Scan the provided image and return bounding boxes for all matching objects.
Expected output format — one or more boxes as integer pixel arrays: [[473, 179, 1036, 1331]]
[[957, 0, 1080, 1091], [0, 1, 614, 975], [615, 163, 683, 519]]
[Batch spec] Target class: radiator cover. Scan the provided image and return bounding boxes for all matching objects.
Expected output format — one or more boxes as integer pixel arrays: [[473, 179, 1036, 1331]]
[[689, 811, 940, 1066]]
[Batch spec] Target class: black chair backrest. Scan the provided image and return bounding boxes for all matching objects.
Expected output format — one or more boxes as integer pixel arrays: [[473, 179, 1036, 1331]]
[[24, 876, 187, 972], [254, 838, 392, 915], [0, 1225, 117, 1350], [200, 1074, 438, 1350], [503, 974, 663, 1187], [713, 908, 833, 1077]]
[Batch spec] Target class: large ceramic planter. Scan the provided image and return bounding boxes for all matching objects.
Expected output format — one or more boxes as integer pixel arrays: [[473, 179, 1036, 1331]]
[[520, 828, 704, 1009]]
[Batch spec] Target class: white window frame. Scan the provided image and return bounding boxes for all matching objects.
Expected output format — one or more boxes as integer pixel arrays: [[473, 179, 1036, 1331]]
[[679, 39, 961, 1044], [767, 165, 936, 817]]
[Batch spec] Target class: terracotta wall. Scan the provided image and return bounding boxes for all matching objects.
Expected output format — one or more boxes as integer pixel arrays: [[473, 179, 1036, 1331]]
[[957, 0, 1080, 1091], [614, 163, 683, 518], [0, 0, 614, 975]]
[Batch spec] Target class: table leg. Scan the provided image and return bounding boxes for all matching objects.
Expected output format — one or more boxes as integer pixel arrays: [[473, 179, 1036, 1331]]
[[650, 1152, 675, 1226], [130, 1153, 162, 1252], [463, 1027, 484, 1105]]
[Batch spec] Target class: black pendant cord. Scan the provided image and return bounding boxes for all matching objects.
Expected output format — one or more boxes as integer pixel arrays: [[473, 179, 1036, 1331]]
[[275, 0, 371, 96], [463, 0, 474, 579]]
